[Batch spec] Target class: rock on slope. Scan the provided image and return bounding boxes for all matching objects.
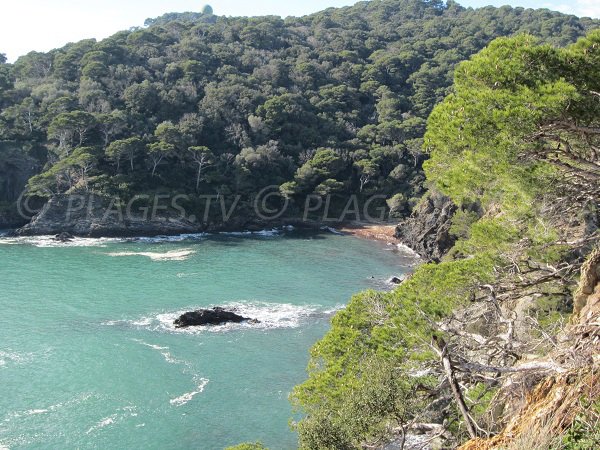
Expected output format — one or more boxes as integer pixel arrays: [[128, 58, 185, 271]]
[[395, 190, 461, 262]]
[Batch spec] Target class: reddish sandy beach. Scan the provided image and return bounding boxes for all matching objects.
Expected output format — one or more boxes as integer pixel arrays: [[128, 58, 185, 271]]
[[338, 223, 399, 244]]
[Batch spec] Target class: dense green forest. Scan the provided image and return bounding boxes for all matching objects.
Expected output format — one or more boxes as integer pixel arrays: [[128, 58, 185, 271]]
[[0, 0, 597, 224], [291, 29, 600, 449]]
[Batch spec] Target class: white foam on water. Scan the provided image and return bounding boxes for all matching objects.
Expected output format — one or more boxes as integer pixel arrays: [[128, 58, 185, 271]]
[[0, 236, 121, 248], [131, 341, 208, 407], [320, 226, 343, 235], [158, 302, 321, 334], [130, 317, 153, 326], [86, 415, 116, 434], [85, 405, 138, 435], [176, 272, 202, 279], [169, 378, 210, 407], [3, 393, 95, 424], [395, 242, 421, 259], [132, 340, 184, 365], [220, 228, 281, 237], [131, 233, 208, 244], [0, 229, 283, 248], [105, 249, 196, 261], [322, 304, 346, 315], [0, 350, 37, 369], [103, 301, 333, 335], [23, 409, 48, 416]]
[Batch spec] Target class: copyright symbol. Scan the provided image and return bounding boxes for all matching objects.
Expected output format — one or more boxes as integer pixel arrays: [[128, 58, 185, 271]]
[[16, 189, 47, 220], [253, 185, 289, 220]]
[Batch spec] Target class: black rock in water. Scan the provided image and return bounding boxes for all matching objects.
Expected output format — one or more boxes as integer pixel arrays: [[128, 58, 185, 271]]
[[388, 275, 406, 285], [174, 307, 256, 328], [54, 232, 75, 242]]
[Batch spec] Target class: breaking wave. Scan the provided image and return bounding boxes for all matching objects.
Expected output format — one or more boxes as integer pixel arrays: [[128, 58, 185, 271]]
[[2, 392, 96, 424], [219, 229, 281, 237]]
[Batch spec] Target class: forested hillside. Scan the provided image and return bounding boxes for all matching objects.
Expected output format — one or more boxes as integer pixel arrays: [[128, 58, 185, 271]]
[[291, 30, 599, 450], [0, 0, 597, 226]]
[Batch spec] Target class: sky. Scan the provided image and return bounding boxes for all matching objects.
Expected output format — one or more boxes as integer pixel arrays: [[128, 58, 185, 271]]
[[1, 0, 599, 62]]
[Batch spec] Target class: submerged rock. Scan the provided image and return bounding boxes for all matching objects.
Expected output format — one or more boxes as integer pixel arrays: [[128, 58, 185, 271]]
[[174, 307, 257, 328]]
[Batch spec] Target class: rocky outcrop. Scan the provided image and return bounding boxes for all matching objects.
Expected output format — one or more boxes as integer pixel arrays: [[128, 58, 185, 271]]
[[17, 194, 206, 237], [15, 194, 325, 237], [395, 191, 463, 262], [174, 307, 256, 328]]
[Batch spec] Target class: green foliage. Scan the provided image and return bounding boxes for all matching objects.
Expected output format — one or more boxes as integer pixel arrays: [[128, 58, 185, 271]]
[[386, 193, 407, 218], [296, 357, 430, 450], [224, 443, 268, 450], [1, 0, 595, 216], [293, 29, 600, 448], [560, 399, 600, 449], [293, 254, 495, 412], [465, 383, 498, 428], [449, 209, 480, 240], [106, 137, 143, 171], [423, 33, 592, 213]]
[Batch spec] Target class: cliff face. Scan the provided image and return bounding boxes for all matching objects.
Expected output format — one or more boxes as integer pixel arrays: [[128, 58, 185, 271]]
[[394, 191, 460, 262], [0, 208, 28, 229]]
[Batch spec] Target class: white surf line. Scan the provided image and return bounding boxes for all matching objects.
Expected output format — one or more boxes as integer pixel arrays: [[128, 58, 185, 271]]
[[105, 249, 196, 261], [132, 339, 184, 365], [3, 393, 95, 424], [169, 378, 210, 407], [131, 340, 210, 407], [86, 415, 117, 435], [0, 236, 121, 248], [0, 348, 52, 369], [85, 406, 138, 435]]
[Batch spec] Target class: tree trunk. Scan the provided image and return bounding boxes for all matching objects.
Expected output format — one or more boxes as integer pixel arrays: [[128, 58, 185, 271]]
[[433, 336, 478, 439], [196, 163, 203, 191]]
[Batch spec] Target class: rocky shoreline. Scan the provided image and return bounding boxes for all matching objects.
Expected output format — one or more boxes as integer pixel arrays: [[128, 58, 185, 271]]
[[11, 195, 326, 238], [7, 193, 453, 262]]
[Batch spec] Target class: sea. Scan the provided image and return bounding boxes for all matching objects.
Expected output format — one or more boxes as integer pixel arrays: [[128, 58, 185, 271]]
[[0, 229, 416, 449]]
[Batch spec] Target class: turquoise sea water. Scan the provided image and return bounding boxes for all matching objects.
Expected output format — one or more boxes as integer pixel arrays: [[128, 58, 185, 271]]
[[0, 230, 416, 450]]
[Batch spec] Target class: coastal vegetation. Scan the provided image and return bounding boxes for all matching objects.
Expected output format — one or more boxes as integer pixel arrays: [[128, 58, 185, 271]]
[[0, 0, 597, 225], [0, 1, 598, 448], [292, 30, 600, 449]]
